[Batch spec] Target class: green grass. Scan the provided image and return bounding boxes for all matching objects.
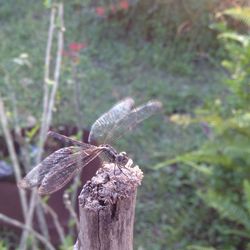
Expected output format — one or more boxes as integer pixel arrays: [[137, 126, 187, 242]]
[[0, 1, 226, 249]]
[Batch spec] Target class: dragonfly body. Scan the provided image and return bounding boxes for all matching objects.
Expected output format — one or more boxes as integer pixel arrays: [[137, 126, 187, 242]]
[[18, 97, 162, 195]]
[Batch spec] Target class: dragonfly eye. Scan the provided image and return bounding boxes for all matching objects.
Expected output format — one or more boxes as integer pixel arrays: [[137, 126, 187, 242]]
[[102, 144, 112, 149], [120, 151, 127, 156], [116, 153, 128, 165]]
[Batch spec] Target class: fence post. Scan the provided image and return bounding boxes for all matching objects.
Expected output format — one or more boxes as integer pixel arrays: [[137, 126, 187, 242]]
[[75, 161, 143, 250]]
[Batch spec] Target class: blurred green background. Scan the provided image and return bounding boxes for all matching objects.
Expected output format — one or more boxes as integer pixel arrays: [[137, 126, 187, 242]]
[[0, 0, 250, 249]]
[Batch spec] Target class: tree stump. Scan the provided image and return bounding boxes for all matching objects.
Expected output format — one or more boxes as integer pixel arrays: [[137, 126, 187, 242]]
[[75, 160, 143, 250]]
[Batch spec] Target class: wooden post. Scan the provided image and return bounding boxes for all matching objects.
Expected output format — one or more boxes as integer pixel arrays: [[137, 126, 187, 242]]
[[74, 160, 143, 250]]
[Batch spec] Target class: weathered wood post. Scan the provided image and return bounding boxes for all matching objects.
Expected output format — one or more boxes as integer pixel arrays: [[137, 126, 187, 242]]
[[74, 160, 143, 250]]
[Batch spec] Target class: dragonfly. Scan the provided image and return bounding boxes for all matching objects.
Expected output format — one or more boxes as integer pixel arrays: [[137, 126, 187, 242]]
[[18, 97, 162, 195]]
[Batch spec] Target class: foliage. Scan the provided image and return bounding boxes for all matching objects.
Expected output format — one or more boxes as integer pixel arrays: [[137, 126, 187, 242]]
[[0, 228, 18, 250], [79, 0, 238, 52], [59, 235, 74, 250], [64, 0, 249, 73], [187, 246, 216, 250], [158, 6, 250, 250], [0, 1, 243, 249], [0, 0, 224, 133], [222, 7, 250, 26], [0, 241, 8, 250]]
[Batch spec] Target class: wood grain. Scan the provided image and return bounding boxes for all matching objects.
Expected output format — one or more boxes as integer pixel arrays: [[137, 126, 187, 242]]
[[75, 161, 143, 250]]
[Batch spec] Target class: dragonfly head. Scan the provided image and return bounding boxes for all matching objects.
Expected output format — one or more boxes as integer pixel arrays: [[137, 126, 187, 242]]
[[116, 151, 129, 166], [100, 144, 118, 156], [100, 145, 128, 165]]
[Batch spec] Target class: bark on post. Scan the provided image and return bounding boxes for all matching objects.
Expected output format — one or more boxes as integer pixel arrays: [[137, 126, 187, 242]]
[[75, 160, 143, 250]]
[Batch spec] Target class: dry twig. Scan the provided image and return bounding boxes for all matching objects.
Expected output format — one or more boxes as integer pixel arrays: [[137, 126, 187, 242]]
[[0, 213, 55, 250], [19, 3, 65, 249], [63, 192, 80, 232], [0, 99, 28, 214], [42, 200, 66, 244]]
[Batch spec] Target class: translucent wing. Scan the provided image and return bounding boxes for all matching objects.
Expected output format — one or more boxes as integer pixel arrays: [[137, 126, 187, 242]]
[[104, 100, 162, 143], [38, 147, 105, 195], [88, 97, 135, 144], [48, 131, 92, 149], [18, 146, 84, 190], [18, 146, 98, 191]]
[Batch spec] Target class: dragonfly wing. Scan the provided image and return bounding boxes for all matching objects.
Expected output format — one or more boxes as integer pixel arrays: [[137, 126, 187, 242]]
[[38, 147, 105, 195], [18, 146, 87, 190], [104, 100, 162, 143], [88, 97, 135, 144], [48, 131, 92, 149]]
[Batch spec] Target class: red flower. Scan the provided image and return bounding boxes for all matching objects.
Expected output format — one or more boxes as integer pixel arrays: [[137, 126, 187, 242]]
[[95, 7, 106, 17], [119, 0, 129, 10], [68, 42, 87, 52], [62, 42, 87, 63]]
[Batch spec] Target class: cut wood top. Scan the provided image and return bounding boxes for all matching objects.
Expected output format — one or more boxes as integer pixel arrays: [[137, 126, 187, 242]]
[[79, 161, 143, 210]]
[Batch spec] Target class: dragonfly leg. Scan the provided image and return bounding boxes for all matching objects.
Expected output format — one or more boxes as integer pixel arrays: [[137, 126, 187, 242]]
[[113, 164, 116, 176], [112, 164, 125, 176], [123, 158, 133, 169], [116, 164, 129, 178]]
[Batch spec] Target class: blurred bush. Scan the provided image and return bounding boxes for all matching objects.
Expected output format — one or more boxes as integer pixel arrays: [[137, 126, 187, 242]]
[[79, 0, 249, 53], [166, 6, 250, 250]]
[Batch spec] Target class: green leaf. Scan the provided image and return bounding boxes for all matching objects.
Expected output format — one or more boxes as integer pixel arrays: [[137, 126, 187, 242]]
[[0, 241, 8, 250], [244, 180, 250, 214], [45, 78, 55, 85], [222, 7, 250, 26], [43, 0, 52, 8], [187, 246, 216, 250], [218, 32, 250, 47], [26, 124, 39, 140], [59, 235, 74, 250], [200, 190, 250, 231]]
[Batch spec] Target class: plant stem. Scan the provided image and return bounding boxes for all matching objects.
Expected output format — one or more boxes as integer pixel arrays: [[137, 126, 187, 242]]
[[0, 213, 55, 250], [0, 99, 28, 214], [19, 3, 64, 249]]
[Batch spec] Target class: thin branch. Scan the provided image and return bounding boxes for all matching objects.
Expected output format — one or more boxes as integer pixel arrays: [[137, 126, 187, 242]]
[[68, 175, 81, 237], [19, 4, 57, 248], [2, 68, 31, 172], [71, 59, 84, 220], [0, 99, 28, 214], [63, 192, 80, 232], [46, 2, 64, 131], [42, 201, 66, 244], [37, 4, 57, 161], [1, 35, 39, 250], [0, 213, 55, 250], [35, 203, 50, 241], [19, 4, 65, 249], [70, 175, 81, 226], [72, 62, 84, 131], [19, 192, 39, 250]]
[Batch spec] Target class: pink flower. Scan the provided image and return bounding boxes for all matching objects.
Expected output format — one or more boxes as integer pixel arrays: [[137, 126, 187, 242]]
[[95, 7, 106, 17], [119, 0, 129, 10], [68, 42, 87, 52], [62, 42, 87, 63]]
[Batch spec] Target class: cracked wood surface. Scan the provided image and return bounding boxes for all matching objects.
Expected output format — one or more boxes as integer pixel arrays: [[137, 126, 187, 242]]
[[75, 161, 143, 250]]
